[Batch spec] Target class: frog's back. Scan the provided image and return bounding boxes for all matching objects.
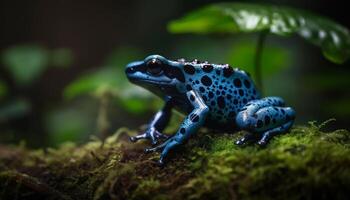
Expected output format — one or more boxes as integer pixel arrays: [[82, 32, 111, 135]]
[[178, 59, 260, 127]]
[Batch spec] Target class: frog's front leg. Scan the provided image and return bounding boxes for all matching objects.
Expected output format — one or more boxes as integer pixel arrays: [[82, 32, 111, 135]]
[[145, 90, 209, 166], [129, 97, 173, 145]]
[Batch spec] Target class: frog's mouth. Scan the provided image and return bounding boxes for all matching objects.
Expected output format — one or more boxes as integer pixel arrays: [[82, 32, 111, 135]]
[[127, 72, 174, 86]]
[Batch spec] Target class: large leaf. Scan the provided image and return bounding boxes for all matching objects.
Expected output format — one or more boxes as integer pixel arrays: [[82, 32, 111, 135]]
[[168, 3, 350, 64]]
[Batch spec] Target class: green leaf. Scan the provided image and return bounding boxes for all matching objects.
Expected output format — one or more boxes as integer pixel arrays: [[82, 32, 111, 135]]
[[168, 3, 350, 64], [64, 66, 156, 114], [0, 80, 7, 98], [63, 47, 143, 99], [64, 67, 123, 99], [1, 44, 49, 85], [120, 98, 151, 114], [64, 46, 145, 99]]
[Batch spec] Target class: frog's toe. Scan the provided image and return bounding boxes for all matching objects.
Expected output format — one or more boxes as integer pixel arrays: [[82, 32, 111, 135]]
[[156, 131, 169, 139], [235, 138, 246, 146], [149, 136, 160, 146], [129, 133, 147, 143], [157, 159, 165, 167], [144, 148, 153, 154], [257, 139, 268, 147], [144, 141, 168, 154], [129, 136, 137, 142], [151, 141, 157, 146], [150, 131, 169, 145], [235, 133, 257, 146], [152, 130, 169, 140], [144, 147, 160, 154]]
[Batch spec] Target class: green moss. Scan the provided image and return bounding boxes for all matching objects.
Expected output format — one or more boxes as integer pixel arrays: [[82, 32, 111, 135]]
[[131, 178, 161, 199], [0, 121, 350, 199]]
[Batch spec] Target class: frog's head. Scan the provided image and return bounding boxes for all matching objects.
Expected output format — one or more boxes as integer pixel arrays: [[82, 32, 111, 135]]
[[125, 55, 186, 97]]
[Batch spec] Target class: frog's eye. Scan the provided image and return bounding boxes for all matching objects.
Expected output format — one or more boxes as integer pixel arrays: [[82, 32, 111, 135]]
[[146, 59, 163, 76]]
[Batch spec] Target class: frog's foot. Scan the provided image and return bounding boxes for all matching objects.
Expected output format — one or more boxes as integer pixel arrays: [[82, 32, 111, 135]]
[[235, 132, 258, 146], [129, 127, 169, 145], [144, 139, 172, 166], [144, 138, 180, 167], [144, 138, 170, 153], [148, 129, 169, 145], [144, 146, 161, 154], [257, 121, 294, 147]]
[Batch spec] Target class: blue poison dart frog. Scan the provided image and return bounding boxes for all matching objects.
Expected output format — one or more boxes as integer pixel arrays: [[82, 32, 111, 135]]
[[126, 55, 295, 165]]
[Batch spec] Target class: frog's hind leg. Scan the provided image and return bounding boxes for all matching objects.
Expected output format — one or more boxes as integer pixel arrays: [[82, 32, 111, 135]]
[[235, 96, 295, 146]]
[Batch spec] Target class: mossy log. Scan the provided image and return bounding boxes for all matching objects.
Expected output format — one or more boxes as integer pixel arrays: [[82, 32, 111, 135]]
[[0, 120, 350, 200]]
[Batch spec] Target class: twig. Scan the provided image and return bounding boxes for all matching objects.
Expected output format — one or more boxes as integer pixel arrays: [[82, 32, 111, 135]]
[[254, 31, 268, 95], [0, 171, 73, 200], [90, 151, 103, 164]]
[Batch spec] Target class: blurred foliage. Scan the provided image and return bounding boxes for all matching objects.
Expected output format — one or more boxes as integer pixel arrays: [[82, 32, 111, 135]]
[[2, 45, 49, 86], [327, 98, 350, 116], [1, 44, 73, 86], [64, 67, 122, 100], [226, 39, 292, 78], [64, 46, 159, 114], [51, 48, 74, 68], [0, 99, 31, 123], [305, 72, 350, 116], [0, 44, 75, 145], [45, 107, 91, 145], [0, 80, 7, 98], [168, 2, 350, 64], [305, 73, 350, 91]]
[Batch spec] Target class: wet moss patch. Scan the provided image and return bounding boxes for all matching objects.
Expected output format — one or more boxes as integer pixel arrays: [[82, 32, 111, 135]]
[[0, 121, 350, 199]]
